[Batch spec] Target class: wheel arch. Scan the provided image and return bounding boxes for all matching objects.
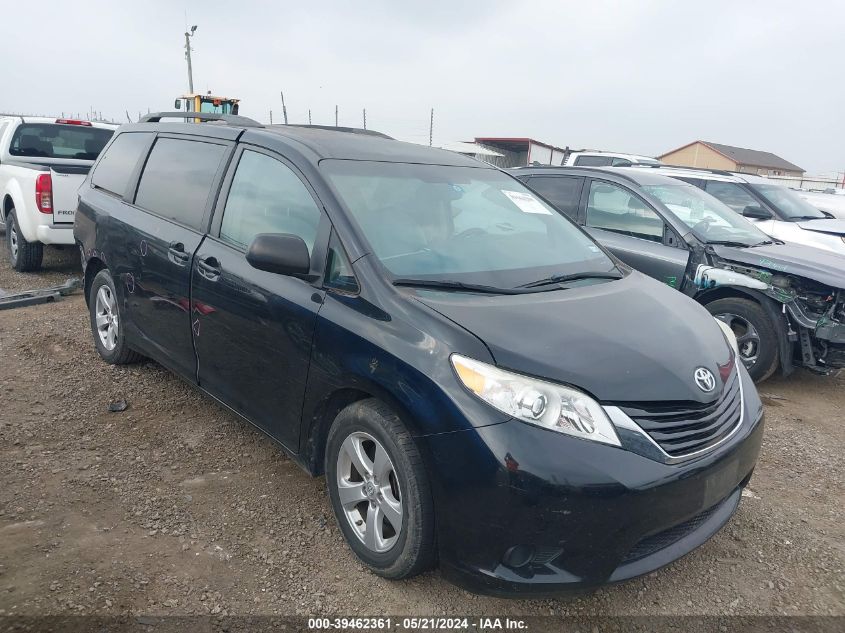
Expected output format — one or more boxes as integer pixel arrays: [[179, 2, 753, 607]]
[[696, 285, 794, 377], [83, 257, 108, 306], [300, 382, 429, 477]]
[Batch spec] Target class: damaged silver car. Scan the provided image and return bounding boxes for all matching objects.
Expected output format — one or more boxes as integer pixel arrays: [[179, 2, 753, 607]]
[[511, 165, 845, 381]]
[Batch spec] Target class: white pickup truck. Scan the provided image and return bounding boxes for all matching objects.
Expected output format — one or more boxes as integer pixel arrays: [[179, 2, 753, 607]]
[[0, 117, 115, 271]]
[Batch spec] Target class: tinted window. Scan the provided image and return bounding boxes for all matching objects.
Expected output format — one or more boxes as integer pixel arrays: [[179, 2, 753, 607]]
[[219, 150, 321, 253], [611, 158, 633, 167], [525, 176, 584, 219], [574, 155, 613, 166], [586, 180, 664, 242], [135, 138, 227, 230], [704, 181, 761, 214], [9, 123, 113, 160], [91, 132, 153, 196], [325, 233, 359, 293]]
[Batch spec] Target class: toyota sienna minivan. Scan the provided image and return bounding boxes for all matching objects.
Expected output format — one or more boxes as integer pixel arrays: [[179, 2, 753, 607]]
[[74, 113, 764, 596]]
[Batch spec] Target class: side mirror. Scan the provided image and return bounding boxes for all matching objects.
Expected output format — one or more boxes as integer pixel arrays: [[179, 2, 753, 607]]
[[246, 233, 310, 277], [741, 205, 772, 220], [231, 103, 239, 115], [174, 99, 182, 110]]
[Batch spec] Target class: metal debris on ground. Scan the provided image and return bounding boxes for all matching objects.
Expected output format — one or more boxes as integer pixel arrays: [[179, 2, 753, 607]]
[[0, 278, 81, 310]]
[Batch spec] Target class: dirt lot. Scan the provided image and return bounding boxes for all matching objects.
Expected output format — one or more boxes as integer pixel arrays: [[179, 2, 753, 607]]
[[0, 240, 843, 620]]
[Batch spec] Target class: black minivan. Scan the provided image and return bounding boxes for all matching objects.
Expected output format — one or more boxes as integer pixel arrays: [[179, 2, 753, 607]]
[[75, 113, 763, 596]]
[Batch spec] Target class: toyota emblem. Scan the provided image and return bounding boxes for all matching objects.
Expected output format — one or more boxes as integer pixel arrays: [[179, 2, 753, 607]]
[[694, 367, 716, 393]]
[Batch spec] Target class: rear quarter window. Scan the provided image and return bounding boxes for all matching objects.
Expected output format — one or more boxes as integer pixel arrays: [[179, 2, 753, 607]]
[[134, 138, 228, 231], [91, 132, 154, 197]]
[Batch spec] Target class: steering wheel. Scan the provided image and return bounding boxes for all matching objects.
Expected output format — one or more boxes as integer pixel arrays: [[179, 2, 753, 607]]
[[691, 217, 715, 234], [454, 227, 488, 240]]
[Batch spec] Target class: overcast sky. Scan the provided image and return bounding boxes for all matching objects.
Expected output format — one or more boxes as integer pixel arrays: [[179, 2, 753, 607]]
[[2, 1, 843, 174]]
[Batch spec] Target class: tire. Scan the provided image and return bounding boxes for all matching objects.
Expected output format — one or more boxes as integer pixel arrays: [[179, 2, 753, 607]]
[[5, 208, 43, 272], [325, 399, 435, 579], [88, 269, 143, 365], [705, 297, 779, 382]]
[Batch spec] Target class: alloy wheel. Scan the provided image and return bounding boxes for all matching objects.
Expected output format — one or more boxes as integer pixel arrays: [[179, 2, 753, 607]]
[[715, 312, 760, 369], [95, 285, 119, 351], [336, 431, 403, 553], [8, 217, 18, 263]]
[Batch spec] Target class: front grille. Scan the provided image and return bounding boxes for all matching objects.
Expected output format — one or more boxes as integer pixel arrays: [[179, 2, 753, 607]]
[[622, 499, 723, 563], [619, 366, 741, 457]]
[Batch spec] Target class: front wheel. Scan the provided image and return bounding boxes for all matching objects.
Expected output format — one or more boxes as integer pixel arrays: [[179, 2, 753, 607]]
[[5, 208, 43, 272], [706, 297, 779, 382], [325, 399, 436, 579]]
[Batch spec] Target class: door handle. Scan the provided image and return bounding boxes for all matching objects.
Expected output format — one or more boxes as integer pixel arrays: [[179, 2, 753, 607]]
[[196, 256, 221, 281], [167, 241, 190, 265]]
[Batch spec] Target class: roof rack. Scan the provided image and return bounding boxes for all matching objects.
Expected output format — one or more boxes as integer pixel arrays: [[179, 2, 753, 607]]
[[279, 124, 393, 139], [139, 112, 263, 127], [632, 164, 739, 177], [511, 164, 642, 186]]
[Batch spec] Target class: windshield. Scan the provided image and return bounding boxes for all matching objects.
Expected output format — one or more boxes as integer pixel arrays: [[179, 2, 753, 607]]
[[752, 183, 826, 220], [643, 183, 769, 246], [323, 161, 617, 288], [9, 123, 113, 160]]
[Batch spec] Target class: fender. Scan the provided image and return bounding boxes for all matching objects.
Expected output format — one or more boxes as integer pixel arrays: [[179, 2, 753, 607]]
[[2, 178, 39, 242]]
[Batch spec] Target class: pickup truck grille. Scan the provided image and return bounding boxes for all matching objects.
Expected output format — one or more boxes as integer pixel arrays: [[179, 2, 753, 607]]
[[619, 366, 741, 457]]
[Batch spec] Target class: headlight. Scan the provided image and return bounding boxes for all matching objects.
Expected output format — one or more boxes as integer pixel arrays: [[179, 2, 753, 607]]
[[451, 355, 620, 446], [715, 318, 739, 356]]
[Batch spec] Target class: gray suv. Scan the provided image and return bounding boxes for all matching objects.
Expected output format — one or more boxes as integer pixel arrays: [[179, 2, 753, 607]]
[[512, 166, 845, 381]]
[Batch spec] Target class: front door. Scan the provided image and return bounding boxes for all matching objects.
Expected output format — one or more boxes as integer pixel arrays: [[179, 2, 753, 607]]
[[124, 135, 231, 377], [582, 179, 689, 289], [191, 147, 328, 449]]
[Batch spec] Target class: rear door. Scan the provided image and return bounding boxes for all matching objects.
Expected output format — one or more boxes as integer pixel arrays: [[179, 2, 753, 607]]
[[123, 135, 232, 378], [582, 178, 689, 288], [191, 145, 329, 448]]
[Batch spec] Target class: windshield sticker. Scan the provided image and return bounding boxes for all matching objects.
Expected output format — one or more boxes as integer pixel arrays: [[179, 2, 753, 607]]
[[502, 190, 553, 215]]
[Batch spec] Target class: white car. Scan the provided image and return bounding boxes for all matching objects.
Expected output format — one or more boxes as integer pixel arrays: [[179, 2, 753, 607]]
[[0, 116, 116, 271], [646, 166, 845, 256], [563, 150, 662, 167], [798, 190, 845, 220]]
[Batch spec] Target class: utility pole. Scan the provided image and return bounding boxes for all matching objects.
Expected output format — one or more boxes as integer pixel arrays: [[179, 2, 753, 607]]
[[280, 91, 288, 124], [429, 108, 434, 146], [269, 110, 273, 124], [184, 25, 197, 93], [308, 109, 312, 125], [363, 108, 366, 130], [335, 105, 338, 127]]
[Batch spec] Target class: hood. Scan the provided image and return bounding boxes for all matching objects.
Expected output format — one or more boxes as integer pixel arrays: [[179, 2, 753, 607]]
[[796, 219, 845, 236], [412, 272, 733, 404], [711, 242, 845, 289]]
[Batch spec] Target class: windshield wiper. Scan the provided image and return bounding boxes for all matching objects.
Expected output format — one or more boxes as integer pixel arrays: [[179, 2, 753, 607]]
[[707, 240, 755, 248], [518, 271, 623, 289], [392, 278, 527, 295], [790, 215, 826, 221]]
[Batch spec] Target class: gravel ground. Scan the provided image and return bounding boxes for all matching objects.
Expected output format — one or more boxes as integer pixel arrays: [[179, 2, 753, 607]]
[[0, 232, 843, 620]]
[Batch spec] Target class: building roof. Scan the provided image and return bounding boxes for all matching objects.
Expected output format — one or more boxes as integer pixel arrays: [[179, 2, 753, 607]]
[[438, 141, 504, 157], [659, 140, 804, 173], [473, 137, 566, 153]]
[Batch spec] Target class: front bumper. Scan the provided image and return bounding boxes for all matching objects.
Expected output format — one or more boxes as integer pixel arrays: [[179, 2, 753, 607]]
[[422, 373, 764, 597]]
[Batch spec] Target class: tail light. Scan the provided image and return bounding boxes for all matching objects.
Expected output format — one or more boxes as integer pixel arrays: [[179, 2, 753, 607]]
[[35, 174, 53, 214], [55, 118, 92, 126]]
